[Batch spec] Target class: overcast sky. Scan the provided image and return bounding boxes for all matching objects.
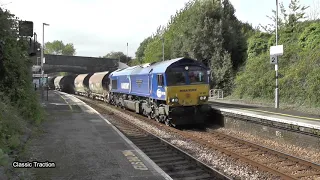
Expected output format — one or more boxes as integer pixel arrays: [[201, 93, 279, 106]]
[[1, 0, 316, 58]]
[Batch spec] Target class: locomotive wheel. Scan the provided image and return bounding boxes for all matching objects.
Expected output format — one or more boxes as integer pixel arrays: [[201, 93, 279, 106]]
[[165, 119, 171, 126]]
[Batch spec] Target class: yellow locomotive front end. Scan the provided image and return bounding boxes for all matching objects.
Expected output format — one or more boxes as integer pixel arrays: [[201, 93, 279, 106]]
[[166, 84, 209, 106], [165, 65, 212, 125]]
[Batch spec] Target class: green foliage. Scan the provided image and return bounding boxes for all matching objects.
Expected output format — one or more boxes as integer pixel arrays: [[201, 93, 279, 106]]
[[247, 32, 271, 58], [0, 7, 45, 171], [102, 51, 132, 64], [135, 37, 153, 62], [45, 40, 76, 56], [0, 149, 9, 166], [233, 0, 320, 107], [299, 22, 320, 49], [0, 100, 24, 153], [135, 0, 248, 95], [133, 0, 319, 107]]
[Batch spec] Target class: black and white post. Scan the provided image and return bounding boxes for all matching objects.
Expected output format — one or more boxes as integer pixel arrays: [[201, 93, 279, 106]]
[[275, 0, 279, 108], [270, 0, 283, 109]]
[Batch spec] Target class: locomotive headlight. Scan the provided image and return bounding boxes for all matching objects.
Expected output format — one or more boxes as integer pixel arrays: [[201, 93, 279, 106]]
[[203, 96, 207, 100], [171, 98, 179, 103], [200, 96, 204, 100]]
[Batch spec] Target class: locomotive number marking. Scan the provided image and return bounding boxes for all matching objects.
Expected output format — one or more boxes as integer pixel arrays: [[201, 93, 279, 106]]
[[180, 89, 196, 92], [122, 150, 148, 171]]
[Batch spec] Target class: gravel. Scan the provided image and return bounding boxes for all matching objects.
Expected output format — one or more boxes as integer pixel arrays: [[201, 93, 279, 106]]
[[101, 104, 276, 180], [215, 128, 320, 164]]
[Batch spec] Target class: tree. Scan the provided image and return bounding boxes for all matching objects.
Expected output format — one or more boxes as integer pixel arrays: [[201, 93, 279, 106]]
[[102, 51, 132, 64], [0, 7, 43, 122], [62, 43, 76, 56], [44, 40, 76, 56], [135, 37, 153, 63]]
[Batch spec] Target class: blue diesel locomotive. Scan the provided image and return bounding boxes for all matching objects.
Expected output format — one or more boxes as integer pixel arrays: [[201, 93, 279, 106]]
[[107, 57, 211, 126]]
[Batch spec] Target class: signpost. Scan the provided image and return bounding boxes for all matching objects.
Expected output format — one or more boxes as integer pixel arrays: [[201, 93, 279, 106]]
[[270, 44, 283, 109], [270, 55, 278, 64]]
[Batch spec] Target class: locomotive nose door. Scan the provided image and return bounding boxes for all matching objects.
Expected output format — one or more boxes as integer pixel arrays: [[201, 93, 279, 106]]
[[149, 74, 152, 96], [148, 69, 153, 96]]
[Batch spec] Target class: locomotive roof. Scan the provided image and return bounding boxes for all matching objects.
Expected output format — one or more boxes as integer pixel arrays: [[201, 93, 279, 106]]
[[110, 57, 205, 77]]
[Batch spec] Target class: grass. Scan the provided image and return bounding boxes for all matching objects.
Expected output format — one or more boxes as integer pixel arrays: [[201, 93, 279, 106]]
[[0, 94, 47, 179]]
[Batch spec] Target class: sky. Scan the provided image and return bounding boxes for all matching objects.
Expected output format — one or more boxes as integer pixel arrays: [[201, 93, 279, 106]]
[[0, 0, 316, 58]]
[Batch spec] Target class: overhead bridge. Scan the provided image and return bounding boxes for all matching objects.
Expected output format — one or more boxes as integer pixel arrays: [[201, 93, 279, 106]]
[[32, 54, 121, 74]]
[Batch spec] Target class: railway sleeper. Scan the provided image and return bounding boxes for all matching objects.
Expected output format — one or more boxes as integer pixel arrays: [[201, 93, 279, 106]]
[[282, 167, 309, 173], [152, 157, 185, 163], [161, 165, 198, 171], [174, 174, 213, 180], [293, 172, 320, 178], [166, 169, 206, 176], [156, 160, 190, 167]]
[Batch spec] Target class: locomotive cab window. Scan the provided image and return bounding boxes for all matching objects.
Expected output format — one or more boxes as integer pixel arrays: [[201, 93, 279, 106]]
[[111, 80, 117, 90], [166, 69, 186, 86], [157, 74, 164, 87], [188, 70, 208, 84]]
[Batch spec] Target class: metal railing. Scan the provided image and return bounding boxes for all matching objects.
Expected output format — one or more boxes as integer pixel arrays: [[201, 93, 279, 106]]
[[209, 89, 224, 99]]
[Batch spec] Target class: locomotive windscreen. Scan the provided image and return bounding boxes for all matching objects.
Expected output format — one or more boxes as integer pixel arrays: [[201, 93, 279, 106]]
[[166, 66, 208, 86]]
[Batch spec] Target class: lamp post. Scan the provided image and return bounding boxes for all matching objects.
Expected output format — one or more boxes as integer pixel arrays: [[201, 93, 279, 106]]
[[126, 42, 128, 63], [162, 37, 164, 61], [275, 0, 279, 108], [41, 23, 49, 100]]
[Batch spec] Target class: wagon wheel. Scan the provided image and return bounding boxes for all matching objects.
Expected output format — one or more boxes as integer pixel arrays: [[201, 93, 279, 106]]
[[165, 118, 176, 127], [165, 118, 171, 126], [150, 110, 156, 120], [155, 116, 161, 123]]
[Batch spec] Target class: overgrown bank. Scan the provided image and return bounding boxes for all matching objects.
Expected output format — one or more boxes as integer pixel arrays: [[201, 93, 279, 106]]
[[133, 0, 320, 109], [0, 7, 45, 176]]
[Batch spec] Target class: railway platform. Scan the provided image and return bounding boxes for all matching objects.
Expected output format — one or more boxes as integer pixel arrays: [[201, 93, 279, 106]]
[[208, 98, 320, 136], [26, 90, 171, 180]]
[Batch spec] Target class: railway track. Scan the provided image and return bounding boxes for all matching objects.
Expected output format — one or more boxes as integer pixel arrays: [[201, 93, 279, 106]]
[[183, 129, 320, 180], [75, 95, 320, 180], [76, 95, 230, 180]]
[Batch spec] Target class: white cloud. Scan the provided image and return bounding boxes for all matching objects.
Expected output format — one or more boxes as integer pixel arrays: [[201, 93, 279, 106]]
[[4, 0, 190, 58]]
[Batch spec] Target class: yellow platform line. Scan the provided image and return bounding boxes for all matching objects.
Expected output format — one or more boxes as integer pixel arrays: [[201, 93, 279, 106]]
[[55, 92, 73, 111], [241, 108, 320, 121]]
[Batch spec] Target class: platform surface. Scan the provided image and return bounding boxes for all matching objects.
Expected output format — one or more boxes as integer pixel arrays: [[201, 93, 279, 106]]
[[209, 99, 320, 130], [25, 90, 171, 180]]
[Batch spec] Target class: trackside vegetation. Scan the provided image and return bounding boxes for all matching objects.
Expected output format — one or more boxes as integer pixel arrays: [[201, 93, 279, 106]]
[[133, 0, 320, 108], [0, 7, 45, 171]]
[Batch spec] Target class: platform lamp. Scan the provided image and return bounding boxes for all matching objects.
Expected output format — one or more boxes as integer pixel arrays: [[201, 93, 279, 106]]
[[41, 23, 49, 100]]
